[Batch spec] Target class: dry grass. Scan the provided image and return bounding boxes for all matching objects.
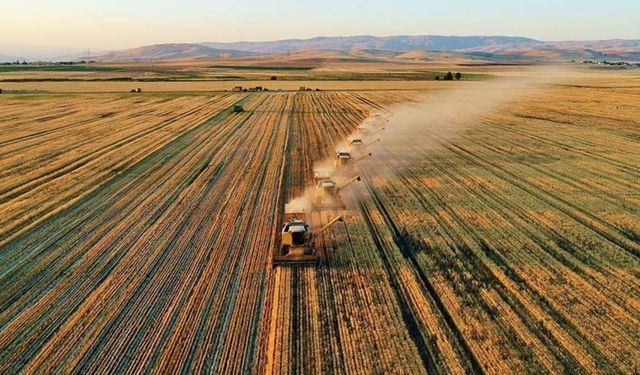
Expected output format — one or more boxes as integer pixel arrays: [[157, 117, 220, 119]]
[[0, 80, 472, 93], [0, 69, 639, 374]]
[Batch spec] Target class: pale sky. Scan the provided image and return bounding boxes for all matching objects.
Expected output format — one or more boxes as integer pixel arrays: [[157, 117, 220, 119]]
[[2, 0, 639, 49]]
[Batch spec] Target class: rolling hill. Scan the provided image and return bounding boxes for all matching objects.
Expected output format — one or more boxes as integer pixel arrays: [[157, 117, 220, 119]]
[[92, 43, 253, 61], [202, 35, 541, 54], [120, 36, 640, 62], [5, 36, 639, 63], [201, 35, 640, 59]]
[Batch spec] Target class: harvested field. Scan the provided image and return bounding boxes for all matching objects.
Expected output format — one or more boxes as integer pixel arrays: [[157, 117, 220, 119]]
[[0, 80, 464, 93], [1, 73, 639, 374]]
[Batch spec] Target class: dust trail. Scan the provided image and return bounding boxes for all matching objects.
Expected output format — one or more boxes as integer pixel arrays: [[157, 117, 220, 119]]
[[349, 65, 576, 191], [288, 65, 575, 215], [285, 194, 312, 216], [369, 68, 567, 164]]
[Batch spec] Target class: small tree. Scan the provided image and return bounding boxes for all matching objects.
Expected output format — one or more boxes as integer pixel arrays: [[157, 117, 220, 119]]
[[444, 71, 453, 80], [270, 75, 277, 81], [455, 72, 462, 80]]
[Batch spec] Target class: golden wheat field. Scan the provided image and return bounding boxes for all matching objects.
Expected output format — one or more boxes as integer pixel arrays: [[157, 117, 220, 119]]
[[1, 69, 639, 374]]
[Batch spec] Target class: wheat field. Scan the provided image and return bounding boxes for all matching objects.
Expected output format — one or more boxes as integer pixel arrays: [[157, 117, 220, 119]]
[[1, 71, 639, 374]]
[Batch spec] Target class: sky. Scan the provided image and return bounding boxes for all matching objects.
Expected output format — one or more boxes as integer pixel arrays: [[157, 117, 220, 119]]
[[2, 0, 639, 50]]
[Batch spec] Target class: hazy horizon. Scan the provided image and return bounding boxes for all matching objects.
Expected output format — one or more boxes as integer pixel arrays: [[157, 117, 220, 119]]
[[2, 0, 639, 51], [3, 33, 640, 51]]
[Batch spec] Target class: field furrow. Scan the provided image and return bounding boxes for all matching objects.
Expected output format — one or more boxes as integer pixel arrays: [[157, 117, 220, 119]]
[[1, 78, 639, 374]]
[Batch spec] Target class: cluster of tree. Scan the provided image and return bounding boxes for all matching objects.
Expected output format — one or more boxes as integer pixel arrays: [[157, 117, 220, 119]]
[[581, 60, 640, 67], [1, 61, 30, 65], [434, 72, 462, 81]]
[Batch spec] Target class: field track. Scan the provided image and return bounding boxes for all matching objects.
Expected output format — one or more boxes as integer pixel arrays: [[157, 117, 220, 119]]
[[1, 82, 639, 374]]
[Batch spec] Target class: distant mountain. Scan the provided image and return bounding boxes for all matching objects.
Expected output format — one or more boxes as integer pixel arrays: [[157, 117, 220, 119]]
[[202, 35, 540, 54], [200, 35, 640, 61], [6, 36, 638, 63], [93, 43, 253, 61], [543, 39, 640, 52]]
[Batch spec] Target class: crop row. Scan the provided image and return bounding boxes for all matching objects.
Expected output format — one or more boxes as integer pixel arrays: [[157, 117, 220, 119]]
[[1, 85, 638, 374], [264, 84, 639, 374]]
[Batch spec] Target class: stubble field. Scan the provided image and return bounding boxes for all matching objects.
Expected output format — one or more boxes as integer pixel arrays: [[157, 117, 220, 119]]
[[0, 71, 639, 374]]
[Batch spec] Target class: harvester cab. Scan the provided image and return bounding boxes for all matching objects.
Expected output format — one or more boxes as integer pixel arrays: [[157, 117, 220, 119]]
[[334, 151, 352, 167], [317, 179, 338, 197], [274, 205, 316, 266], [349, 138, 364, 146], [282, 220, 311, 251], [348, 138, 364, 152], [273, 204, 344, 267]]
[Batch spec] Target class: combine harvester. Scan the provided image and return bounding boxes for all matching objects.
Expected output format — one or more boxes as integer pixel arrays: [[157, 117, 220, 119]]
[[334, 151, 352, 167], [273, 205, 344, 267], [313, 169, 332, 185], [334, 151, 372, 168], [272, 111, 390, 268], [312, 175, 361, 209], [349, 137, 364, 147]]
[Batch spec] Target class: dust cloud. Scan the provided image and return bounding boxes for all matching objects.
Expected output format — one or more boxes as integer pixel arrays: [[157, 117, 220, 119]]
[[285, 195, 312, 215], [288, 65, 575, 214], [354, 65, 576, 183]]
